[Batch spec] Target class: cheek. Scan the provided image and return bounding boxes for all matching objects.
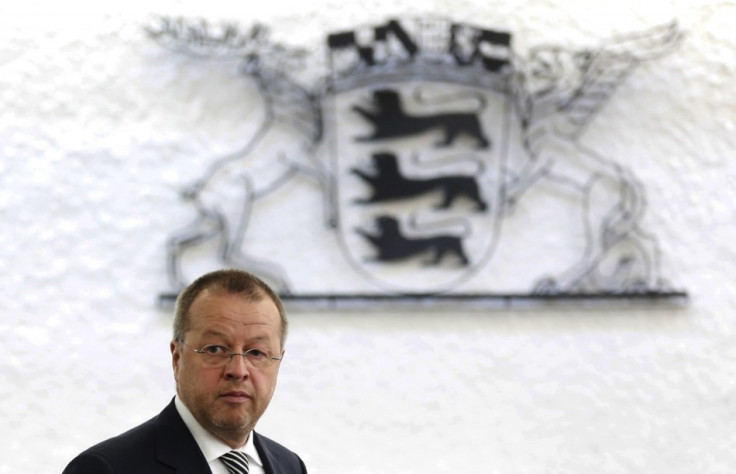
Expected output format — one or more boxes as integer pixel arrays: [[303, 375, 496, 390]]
[[185, 366, 223, 391], [256, 372, 279, 398], [175, 359, 207, 387]]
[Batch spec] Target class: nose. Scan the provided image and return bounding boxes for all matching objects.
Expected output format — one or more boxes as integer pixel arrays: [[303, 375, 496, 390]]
[[223, 354, 250, 379]]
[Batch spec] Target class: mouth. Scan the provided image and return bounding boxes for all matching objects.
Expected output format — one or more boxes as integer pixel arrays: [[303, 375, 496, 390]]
[[219, 391, 251, 403]]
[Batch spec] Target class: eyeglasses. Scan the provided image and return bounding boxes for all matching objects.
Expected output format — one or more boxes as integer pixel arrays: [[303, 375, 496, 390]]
[[178, 340, 282, 369]]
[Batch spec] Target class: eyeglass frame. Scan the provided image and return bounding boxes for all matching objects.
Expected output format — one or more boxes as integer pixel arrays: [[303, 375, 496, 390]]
[[176, 339, 283, 368]]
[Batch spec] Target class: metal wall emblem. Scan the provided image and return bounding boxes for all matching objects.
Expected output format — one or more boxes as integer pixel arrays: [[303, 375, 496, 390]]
[[149, 17, 687, 308]]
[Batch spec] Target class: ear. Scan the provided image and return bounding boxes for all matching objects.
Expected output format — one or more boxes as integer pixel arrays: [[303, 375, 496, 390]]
[[171, 340, 181, 381]]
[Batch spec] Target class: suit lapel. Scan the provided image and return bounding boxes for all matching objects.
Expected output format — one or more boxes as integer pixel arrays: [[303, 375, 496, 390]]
[[254, 432, 281, 474], [155, 398, 213, 473]]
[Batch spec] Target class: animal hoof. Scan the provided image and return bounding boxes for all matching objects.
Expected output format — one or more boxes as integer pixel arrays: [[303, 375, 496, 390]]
[[532, 277, 561, 295]]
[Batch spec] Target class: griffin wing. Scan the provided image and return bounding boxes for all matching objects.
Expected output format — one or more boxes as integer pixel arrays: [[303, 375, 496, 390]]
[[531, 21, 681, 138]]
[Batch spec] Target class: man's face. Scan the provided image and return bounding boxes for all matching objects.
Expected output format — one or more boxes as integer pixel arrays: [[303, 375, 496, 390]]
[[171, 289, 284, 448]]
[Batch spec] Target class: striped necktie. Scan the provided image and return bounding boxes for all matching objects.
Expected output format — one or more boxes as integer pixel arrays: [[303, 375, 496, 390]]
[[220, 450, 249, 474]]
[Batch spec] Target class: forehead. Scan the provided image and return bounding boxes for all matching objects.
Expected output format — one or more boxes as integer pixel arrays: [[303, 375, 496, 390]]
[[187, 289, 281, 338]]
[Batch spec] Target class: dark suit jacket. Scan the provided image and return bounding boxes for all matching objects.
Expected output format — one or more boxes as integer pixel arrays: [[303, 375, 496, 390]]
[[62, 398, 307, 474]]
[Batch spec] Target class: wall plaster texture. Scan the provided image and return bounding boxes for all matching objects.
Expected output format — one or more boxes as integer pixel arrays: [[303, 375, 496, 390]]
[[1, 1, 735, 473]]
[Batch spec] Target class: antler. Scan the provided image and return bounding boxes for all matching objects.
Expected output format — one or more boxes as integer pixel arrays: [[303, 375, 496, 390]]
[[145, 16, 267, 58], [147, 16, 322, 144]]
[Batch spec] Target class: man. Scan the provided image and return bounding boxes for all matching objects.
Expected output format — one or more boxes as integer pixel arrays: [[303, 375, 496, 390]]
[[63, 269, 307, 474]]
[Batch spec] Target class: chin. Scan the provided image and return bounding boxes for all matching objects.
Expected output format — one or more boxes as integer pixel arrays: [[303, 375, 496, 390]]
[[214, 410, 254, 431]]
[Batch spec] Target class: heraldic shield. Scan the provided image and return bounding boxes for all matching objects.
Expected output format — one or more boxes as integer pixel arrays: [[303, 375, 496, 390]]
[[326, 19, 513, 293], [330, 83, 509, 293]]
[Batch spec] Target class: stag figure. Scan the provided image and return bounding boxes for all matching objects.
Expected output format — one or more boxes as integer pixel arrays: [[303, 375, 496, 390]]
[[149, 18, 330, 294]]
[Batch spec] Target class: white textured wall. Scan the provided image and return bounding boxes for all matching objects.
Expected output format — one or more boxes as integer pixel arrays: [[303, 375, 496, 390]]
[[2, 1, 736, 473]]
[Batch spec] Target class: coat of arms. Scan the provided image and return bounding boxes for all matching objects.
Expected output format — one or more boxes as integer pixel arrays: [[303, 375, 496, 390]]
[[149, 17, 686, 307]]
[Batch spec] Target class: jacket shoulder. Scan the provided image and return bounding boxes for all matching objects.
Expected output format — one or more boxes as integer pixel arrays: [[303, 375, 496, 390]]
[[62, 400, 196, 474], [63, 414, 160, 473]]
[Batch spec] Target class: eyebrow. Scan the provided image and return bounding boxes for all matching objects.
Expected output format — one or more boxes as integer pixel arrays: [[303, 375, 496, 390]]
[[192, 330, 229, 344], [199, 330, 271, 345], [200, 329, 229, 339]]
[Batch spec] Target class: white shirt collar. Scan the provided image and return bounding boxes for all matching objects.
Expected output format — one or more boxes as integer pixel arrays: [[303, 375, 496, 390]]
[[174, 395, 264, 469]]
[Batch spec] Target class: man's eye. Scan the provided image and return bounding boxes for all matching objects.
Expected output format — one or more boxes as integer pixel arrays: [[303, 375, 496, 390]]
[[247, 349, 267, 359], [202, 345, 228, 355]]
